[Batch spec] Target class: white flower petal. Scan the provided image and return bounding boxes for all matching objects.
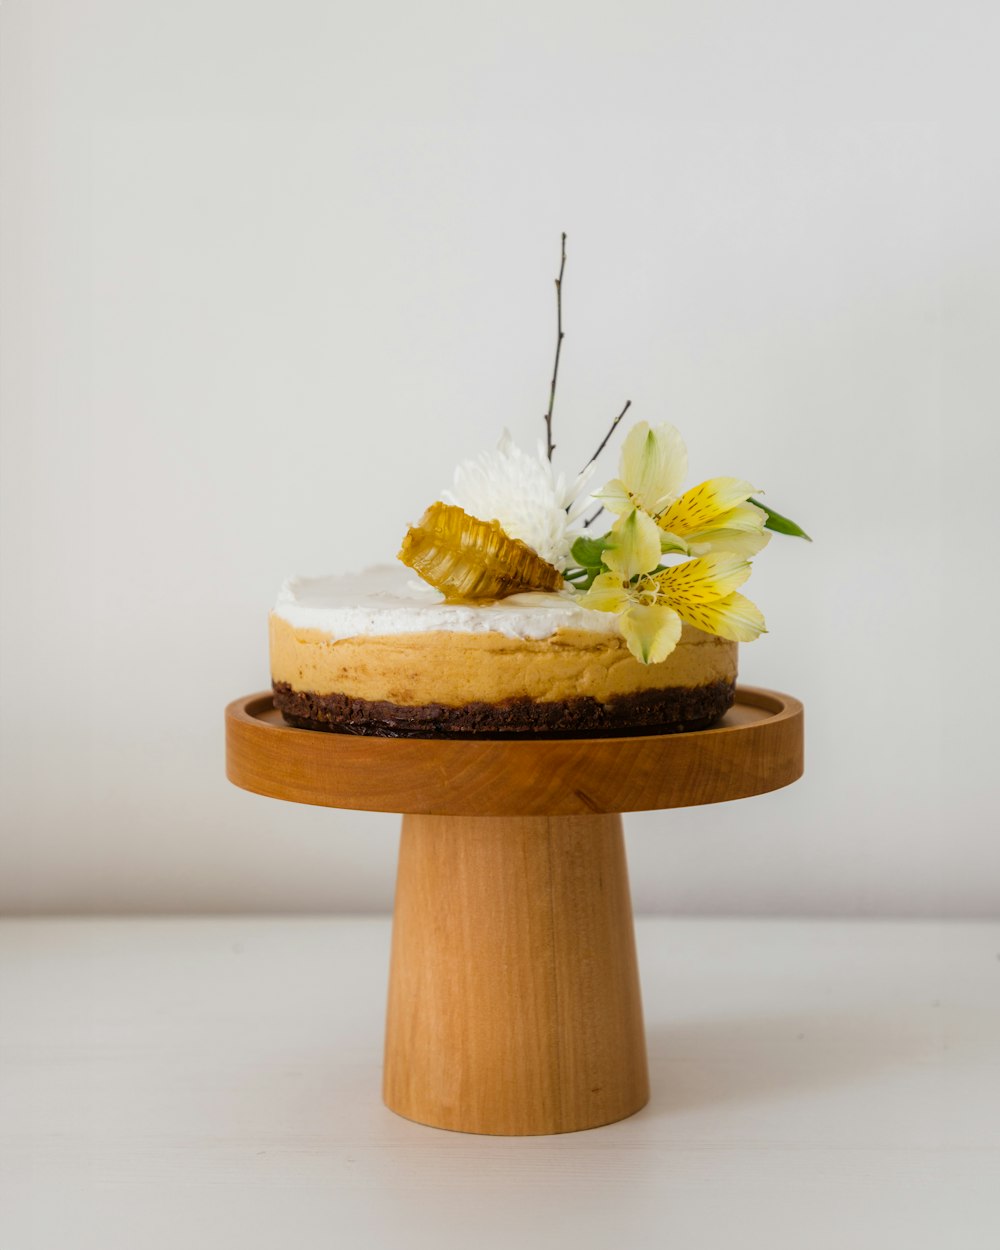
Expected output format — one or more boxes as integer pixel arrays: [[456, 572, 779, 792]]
[[446, 431, 582, 568]]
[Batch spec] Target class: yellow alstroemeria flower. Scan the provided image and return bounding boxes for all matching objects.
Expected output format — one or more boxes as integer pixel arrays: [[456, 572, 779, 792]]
[[595, 421, 771, 558], [581, 508, 767, 664]]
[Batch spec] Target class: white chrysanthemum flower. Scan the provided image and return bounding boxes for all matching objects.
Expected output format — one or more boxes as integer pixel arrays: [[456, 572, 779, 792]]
[[441, 430, 595, 570]]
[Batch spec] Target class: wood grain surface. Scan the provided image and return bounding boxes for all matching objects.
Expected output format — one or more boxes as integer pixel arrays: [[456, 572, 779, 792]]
[[225, 687, 804, 817], [383, 811, 649, 1135], [225, 685, 804, 1134]]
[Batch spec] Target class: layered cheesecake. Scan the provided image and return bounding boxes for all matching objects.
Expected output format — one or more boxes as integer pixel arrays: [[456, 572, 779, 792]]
[[269, 565, 737, 738], [263, 241, 813, 738]]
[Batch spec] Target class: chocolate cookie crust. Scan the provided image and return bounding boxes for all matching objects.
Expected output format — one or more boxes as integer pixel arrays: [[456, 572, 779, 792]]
[[272, 679, 735, 739]]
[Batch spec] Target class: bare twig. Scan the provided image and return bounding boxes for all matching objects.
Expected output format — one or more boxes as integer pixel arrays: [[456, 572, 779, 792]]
[[582, 504, 605, 529], [579, 399, 630, 475], [543, 233, 567, 461]]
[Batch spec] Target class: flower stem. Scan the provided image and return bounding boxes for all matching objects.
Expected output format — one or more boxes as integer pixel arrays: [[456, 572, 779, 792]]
[[543, 233, 567, 462], [579, 399, 631, 475]]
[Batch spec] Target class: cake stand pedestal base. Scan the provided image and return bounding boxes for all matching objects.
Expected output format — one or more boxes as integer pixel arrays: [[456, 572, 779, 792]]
[[384, 812, 648, 1136], [225, 686, 804, 1136]]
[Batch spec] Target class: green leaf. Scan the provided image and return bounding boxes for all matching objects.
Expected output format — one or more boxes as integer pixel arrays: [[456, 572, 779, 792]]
[[562, 535, 617, 592], [570, 534, 612, 567], [751, 499, 812, 542], [566, 533, 613, 592], [563, 564, 606, 592]]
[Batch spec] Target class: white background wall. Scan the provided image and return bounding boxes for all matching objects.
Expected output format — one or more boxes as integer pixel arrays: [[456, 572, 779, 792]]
[[1, 0, 996, 916]]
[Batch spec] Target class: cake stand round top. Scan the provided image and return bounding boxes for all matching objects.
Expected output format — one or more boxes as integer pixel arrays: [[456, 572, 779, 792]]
[[225, 686, 803, 817]]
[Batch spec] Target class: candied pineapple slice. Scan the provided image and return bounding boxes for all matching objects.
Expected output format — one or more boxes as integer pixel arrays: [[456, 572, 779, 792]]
[[398, 502, 563, 601]]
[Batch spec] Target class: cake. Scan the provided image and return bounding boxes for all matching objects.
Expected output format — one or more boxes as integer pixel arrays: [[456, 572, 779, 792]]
[[269, 565, 738, 738], [269, 237, 808, 740]]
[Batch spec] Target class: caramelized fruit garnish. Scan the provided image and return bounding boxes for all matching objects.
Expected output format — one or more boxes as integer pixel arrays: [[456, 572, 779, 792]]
[[398, 502, 563, 601]]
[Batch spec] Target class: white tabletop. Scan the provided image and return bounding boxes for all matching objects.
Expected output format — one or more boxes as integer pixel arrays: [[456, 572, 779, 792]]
[[2, 917, 999, 1249]]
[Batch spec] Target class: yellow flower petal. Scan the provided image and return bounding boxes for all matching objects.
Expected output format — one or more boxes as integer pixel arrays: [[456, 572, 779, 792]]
[[687, 527, 771, 558], [618, 422, 688, 516], [701, 501, 767, 533], [580, 571, 631, 614], [659, 478, 758, 536], [603, 508, 663, 580], [672, 591, 767, 642], [659, 530, 692, 556], [620, 603, 683, 665], [652, 552, 751, 608], [592, 478, 633, 516], [684, 504, 771, 557]]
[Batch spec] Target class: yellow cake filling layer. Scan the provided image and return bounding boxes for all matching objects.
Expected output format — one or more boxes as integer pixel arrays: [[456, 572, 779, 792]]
[[269, 615, 736, 707]]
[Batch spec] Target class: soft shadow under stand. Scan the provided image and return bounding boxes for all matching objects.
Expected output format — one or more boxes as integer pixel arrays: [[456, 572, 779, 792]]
[[225, 687, 804, 1136]]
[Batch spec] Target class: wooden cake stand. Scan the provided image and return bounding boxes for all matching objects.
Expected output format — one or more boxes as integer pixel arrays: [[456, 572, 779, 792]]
[[225, 686, 803, 1136]]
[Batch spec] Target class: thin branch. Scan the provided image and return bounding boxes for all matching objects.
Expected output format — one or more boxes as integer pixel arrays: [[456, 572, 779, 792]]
[[582, 504, 605, 529], [579, 399, 630, 475], [543, 232, 567, 462]]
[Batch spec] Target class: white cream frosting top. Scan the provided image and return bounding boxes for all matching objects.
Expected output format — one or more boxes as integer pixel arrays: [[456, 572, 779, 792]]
[[272, 564, 620, 641]]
